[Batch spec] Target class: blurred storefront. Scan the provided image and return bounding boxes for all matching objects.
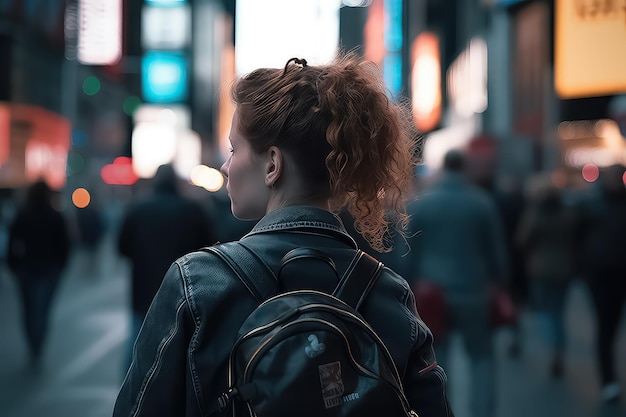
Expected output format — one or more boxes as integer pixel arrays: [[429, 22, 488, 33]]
[[0, 103, 70, 190], [0, 1, 68, 190], [402, 0, 626, 187], [499, 0, 626, 185], [1, 0, 624, 203]]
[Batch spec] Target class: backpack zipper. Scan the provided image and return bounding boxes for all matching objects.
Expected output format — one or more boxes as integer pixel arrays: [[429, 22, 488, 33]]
[[239, 314, 413, 414], [225, 290, 416, 416]]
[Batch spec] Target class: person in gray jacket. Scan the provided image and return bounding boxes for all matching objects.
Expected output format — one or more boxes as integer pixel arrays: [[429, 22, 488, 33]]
[[113, 52, 453, 417], [407, 149, 509, 417]]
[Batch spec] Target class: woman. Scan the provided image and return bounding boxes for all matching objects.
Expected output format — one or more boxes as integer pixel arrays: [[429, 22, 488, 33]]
[[113, 53, 453, 417]]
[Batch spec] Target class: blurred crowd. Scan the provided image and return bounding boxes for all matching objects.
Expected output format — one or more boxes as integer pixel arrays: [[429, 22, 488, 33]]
[[0, 152, 625, 416], [366, 150, 626, 414], [340, 147, 626, 415]]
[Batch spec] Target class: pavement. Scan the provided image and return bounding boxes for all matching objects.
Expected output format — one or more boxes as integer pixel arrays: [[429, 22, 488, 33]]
[[0, 231, 625, 417]]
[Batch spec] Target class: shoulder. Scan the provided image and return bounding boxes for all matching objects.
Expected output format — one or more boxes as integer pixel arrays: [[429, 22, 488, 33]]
[[174, 247, 231, 282], [363, 265, 424, 366], [120, 198, 150, 219], [174, 246, 258, 305], [165, 247, 261, 337], [375, 266, 412, 298], [365, 264, 415, 321]]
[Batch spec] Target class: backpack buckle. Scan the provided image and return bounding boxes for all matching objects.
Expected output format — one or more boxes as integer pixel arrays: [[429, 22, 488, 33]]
[[217, 388, 238, 412]]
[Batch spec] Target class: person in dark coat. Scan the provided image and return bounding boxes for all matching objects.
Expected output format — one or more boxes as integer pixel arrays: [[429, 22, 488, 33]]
[[7, 180, 71, 365], [117, 163, 215, 369], [579, 163, 626, 403]]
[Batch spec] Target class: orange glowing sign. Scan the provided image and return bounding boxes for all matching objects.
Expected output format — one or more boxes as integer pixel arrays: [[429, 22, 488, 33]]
[[364, 0, 385, 65], [411, 32, 441, 132], [0, 106, 9, 165], [555, 0, 626, 98]]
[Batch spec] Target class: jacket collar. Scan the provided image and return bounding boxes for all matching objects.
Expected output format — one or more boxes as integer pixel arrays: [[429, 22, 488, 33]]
[[244, 205, 358, 248]]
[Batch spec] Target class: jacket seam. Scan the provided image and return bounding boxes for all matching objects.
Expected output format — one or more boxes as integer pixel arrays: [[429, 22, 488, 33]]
[[433, 366, 453, 417], [180, 255, 207, 416], [246, 221, 344, 235], [131, 299, 188, 417]]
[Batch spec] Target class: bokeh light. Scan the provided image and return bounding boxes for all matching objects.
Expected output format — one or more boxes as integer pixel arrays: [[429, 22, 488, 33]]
[[581, 163, 600, 182], [72, 187, 91, 208], [123, 96, 142, 116], [82, 75, 101, 96], [101, 156, 139, 185], [190, 165, 224, 192], [71, 128, 87, 148]]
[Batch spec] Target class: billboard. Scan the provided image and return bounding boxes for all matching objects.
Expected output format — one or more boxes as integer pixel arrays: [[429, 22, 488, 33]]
[[234, 0, 340, 75], [555, 0, 626, 98], [0, 103, 71, 189], [142, 52, 188, 103]]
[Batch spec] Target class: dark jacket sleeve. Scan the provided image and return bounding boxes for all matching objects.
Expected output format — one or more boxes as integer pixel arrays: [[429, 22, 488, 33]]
[[113, 262, 195, 417], [112, 249, 261, 417], [404, 290, 455, 417]]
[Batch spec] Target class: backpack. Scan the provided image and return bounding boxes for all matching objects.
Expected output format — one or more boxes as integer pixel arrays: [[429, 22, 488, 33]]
[[203, 242, 419, 417]]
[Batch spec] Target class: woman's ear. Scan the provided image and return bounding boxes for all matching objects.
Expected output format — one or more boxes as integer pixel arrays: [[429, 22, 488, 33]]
[[265, 146, 283, 187]]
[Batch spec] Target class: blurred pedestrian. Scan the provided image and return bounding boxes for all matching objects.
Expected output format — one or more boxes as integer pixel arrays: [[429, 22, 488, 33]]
[[407, 149, 509, 417], [493, 175, 528, 357], [113, 53, 453, 417], [117, 163, 215, 370], [579, 163, 626, 403], [7, 180, 71, 367], [75, 196, 105, 251], [515, 173, 582, 378], [73, 186, 107, 279]]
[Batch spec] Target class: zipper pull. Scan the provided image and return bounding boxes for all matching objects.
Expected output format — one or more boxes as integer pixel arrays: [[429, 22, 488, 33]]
[[216, 387, 238, 413]]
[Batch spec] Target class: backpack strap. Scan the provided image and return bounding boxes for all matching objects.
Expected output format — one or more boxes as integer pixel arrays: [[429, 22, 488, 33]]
[[201, 242, 277, 303], [333, 250, 384, 310], [203, 243, 382, 310]]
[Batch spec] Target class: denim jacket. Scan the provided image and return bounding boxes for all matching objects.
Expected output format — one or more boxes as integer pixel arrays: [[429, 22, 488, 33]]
[[113, 206, 453, 417]]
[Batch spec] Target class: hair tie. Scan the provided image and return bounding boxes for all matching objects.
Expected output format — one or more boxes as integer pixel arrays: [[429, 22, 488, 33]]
[[283, 57, 308, 74]]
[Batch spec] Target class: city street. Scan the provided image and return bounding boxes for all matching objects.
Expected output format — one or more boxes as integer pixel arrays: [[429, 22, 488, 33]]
[[1, 232, 625, 417]]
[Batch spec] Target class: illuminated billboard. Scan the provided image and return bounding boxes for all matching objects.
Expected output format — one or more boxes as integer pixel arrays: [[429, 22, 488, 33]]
[[234, 0, 340, 75], [131, 105, 201, 179], [555, 0, 626, 98], [142, 52, 188, 103], [78, 0, 122, 65], [411, 32, 441, 132], [0, 103, 71, 189], [142, 3, 191, 50]]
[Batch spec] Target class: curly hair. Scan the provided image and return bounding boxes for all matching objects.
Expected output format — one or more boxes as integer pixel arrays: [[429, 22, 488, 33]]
[[231, 51, 418, 252]]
